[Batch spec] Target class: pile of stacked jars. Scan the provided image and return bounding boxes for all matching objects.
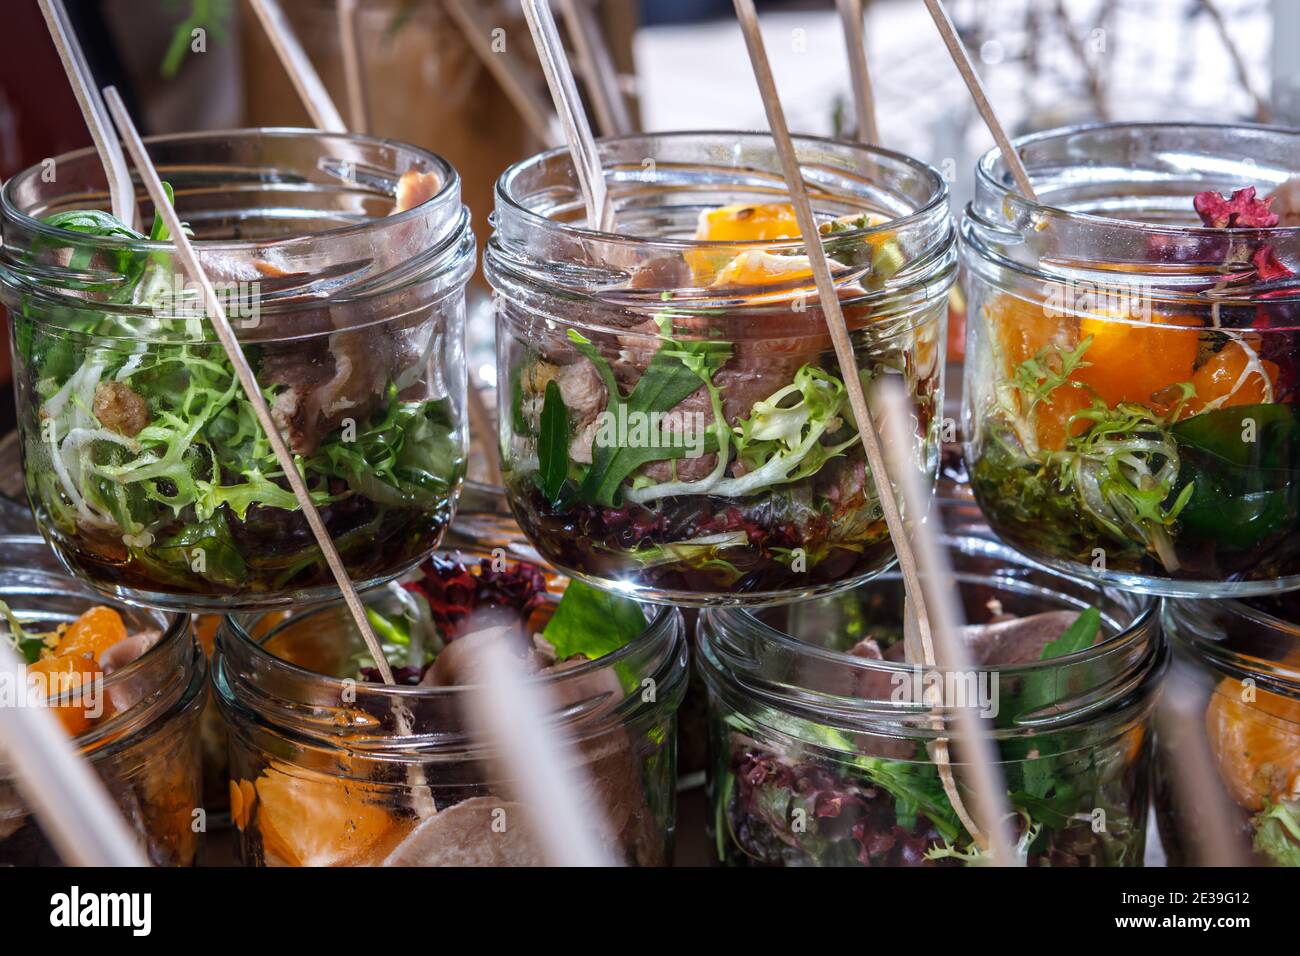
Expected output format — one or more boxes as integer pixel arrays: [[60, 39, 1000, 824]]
[[2, 118, 1296, 868]]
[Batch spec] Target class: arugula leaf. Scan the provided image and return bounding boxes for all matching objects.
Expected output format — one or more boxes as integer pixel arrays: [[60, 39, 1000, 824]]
[[542, 579, 646, 660], [538, 379, 570, 503], [568, 327, 733, 507], [0, 601, 48, 665]]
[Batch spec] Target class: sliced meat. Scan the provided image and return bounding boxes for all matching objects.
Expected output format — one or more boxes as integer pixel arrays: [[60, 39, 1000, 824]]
[[102, 629, 164, 713], [961, 610, 1083, 666], [381, 796, 545, 866], [93, 382, 148, 438]]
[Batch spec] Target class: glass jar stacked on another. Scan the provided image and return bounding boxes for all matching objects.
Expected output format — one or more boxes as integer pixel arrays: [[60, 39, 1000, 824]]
[[0, 130, 475, 863], [487, 132, 955, 607], [699, 527, 1163, 867], [0, 537, 204, 865], [962, 123, 1300, 865], [1, 130, 473, 611], [211, 547, 687, 866]]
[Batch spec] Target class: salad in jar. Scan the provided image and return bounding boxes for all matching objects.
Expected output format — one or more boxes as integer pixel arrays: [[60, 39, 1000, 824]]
[[214, 549, 687, 866], [1, 131, 472, 609], [0, 557, 204, 867], [964, 124, 1300, 595], [698, 532, 1162, 867], [489, 133, 954, 606]]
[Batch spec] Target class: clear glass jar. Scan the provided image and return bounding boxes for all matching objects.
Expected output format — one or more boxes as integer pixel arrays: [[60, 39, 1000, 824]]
[[0, 129, 473, 610], [0, 536, 205, 866], [698, 532, 1162, 867], [1156, 595, 1300, 866], [211, 550, 688, 866], [487, 131, 955, 607], [962, 123, 1300, 597]]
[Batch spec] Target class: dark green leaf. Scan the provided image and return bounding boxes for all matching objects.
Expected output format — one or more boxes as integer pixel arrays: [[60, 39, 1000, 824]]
[[538, 379, 570, 503], [1172, 403, 1300, 548]]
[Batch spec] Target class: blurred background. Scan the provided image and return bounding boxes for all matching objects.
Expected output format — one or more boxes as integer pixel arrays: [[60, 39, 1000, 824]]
[[0, 0, 1291, 439]]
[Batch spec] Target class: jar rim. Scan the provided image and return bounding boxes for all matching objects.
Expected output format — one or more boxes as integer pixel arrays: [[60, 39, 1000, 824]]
[[975, 120, 1300, 238], [494, 129, 950, 251], [698, 531, 1159, 727], [0, 534, 193, 750], [0, 127, 461, 252], [222, 584, 681, 701]]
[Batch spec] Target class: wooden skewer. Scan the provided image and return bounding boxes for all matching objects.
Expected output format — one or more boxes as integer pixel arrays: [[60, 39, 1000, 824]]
[[443, 0, 559, 148], [37, 0, 137, 230], [522, 0, 614, 231], [733, 0, 1017, 863], [102, 87, 394, 687], [835, 0, 879, 146], [337, 0, 370, 134], [462, 629, 615, 866], [1155, 663, 1251, 866], [0, 642, 149, 866], [878, 382, 1020, 866], [560, 0, 633, 138], [921, 0, 1037, 202], [248, 0, 347, 132]]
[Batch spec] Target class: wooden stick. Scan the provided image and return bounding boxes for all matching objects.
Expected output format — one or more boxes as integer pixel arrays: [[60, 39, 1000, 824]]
[[522, 0, 614, 231], [102, 87, 394, 686], [560, 0, 633, 137], [248, 0, 347, 133], [733, 0, 1016, 862], [1155, 663, 1251, 866], [1200, 0, 1272, 124], [878, 381, 1020, 866], [443, 0, 559, 148], [835, 0, 879, 146], [37, 0, 136, 229], [0, 641, 149, 865], [462, 629, 615, 866], [337, 0, 370, 134], [921, 0, 1037, 202]]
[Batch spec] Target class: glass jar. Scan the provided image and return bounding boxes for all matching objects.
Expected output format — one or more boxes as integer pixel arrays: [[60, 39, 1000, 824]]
[[0, 129, 473, 610], [962, 123, 1300, 597], [1156, 594, 1300, 866], [487, 131, 955, 606], [0, 536, 205, 866], [211, 550, 688, 866], [697, 531, 1162, 867]]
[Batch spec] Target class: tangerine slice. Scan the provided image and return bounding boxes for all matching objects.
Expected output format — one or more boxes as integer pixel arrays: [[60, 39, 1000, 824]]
[[25, 655, 102, 736], [53, 606, 128, 664], [1073, 312, 1200, 409], [1184, 341, 1280, 416], [255, 762, 393, 867], [695, 203, 800, 242], [1205, 677, 1300, 812]]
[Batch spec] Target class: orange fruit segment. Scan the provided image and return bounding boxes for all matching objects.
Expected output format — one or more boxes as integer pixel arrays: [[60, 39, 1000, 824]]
[[26, 655, 101, 736], [696, 203, 800, 242], [230, 778, 257, 831], [686, 203, 801, 284], [1073, 312, 1200, 410], [53, 606, 128, 663], [1205, 677, 1300, 812], [255, 762, 393, 867], [711, 250, 816, 287], [1184, 341, 1279, 416]]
